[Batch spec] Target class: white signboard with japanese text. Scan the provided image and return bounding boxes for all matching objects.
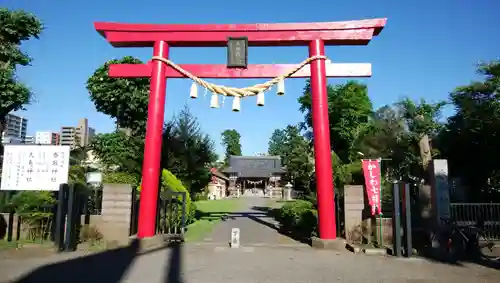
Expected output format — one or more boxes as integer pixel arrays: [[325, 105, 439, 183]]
[[1, 145, 70, 191]]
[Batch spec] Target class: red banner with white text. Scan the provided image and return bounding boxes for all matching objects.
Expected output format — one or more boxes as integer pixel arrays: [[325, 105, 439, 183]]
[[362, 159, 382, 216]]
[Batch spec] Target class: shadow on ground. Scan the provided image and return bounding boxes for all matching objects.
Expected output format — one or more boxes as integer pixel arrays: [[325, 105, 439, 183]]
[[383, 227, 500, 271], [195, 205, 310, 245], [10, 239, 184, 283], [412, 238, 500, 271]]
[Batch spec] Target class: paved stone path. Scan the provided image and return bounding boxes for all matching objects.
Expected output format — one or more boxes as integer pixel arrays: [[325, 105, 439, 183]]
[[201, 197, 305, 246], [2, 243, 500, 283]]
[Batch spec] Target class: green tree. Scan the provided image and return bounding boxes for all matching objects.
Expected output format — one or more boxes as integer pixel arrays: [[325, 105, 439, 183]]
[[86, 56, 149, 185], [86, 56, 150, 136], [357, 104, 421, 182], [396, 98, 446, 173], [268, 125, 314, 192], [68, 145, 91, 186], [355, 105, 405, 158], [161, 106, 217, 196], [0, 9, 43, 144], [268, 128, 287, 157], [298, 80, 373, 163], [439, 60, 500, 201], [90, 131, 144, 175], [221, 129, 242, 164]]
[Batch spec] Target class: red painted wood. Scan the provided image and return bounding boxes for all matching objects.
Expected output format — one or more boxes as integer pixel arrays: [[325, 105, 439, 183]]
[[309, 39, 337, 239], [94, 18, 386, 33], [137, 41, 169, 238], [108, 63, 372, 78], [94, 19, 386, 47], [103, 30, 375, 47]]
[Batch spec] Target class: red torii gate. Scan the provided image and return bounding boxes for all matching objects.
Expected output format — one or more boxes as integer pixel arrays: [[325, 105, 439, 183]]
[[94, 18, 386, 241]]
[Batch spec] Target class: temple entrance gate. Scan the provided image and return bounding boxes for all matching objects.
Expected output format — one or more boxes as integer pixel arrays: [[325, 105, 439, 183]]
[[94, 18, 386, 241]]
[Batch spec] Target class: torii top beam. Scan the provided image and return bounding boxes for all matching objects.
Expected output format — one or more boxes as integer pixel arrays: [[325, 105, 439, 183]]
[[94, 18, 386, 48]]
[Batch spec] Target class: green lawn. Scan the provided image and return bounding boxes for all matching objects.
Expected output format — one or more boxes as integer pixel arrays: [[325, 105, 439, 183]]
[[0, 238, 54, 250], [184, 198, 241, 242]]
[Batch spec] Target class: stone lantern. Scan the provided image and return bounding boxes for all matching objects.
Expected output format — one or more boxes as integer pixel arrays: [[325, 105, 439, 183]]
[[266, 185, 274, 198], [284, 182, 293, 200]]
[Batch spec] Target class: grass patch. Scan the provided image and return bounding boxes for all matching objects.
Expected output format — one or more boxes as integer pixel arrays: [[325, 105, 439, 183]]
[[195, 199, 242, 214], [184, 199, 241, 242], [183, 219, 217, 242], [0, 239, 54, 250]]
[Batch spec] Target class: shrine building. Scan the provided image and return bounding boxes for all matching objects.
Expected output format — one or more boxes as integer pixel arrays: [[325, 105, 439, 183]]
[[222, 155, 286, 197]]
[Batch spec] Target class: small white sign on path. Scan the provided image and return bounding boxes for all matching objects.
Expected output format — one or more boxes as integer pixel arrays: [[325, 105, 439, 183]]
[[230, 228, 240, 248]]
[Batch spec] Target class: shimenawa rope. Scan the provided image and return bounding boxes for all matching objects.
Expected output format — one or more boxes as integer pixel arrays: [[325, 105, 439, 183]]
[[150, 55, 328, 98]]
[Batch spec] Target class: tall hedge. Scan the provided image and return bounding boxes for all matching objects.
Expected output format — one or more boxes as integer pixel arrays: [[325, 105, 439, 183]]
[[128, 169, 197, 225], [160, 169, 196, 223]]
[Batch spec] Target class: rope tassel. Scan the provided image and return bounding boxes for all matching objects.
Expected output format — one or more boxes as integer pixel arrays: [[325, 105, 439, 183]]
[[189, 82, 198, 99], [232, 96, 241, 112], [277, 79, 285, 96], [256, 91, 265, 106], [210, 94, 219, 108]]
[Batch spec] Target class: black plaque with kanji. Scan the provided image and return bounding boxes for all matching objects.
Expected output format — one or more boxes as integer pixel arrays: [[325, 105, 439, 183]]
[[227, 37, 248, 68]]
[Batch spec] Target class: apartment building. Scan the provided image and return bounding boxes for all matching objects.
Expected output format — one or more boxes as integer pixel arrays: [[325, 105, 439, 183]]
[[1, 136, 24, 144], [24, 135, 35, 144], [60, 126, 77, 148], [60, 118, 95, 148], [35, 131, 60, 145], [1, 113, 28, 145]]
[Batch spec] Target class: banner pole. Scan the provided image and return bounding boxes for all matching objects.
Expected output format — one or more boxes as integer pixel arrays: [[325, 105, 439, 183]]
[[378, 158, 383, 248]]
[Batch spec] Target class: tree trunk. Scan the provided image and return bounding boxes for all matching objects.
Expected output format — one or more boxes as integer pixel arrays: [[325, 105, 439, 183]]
[[418, 134, 432, 171], [0, 117, 5, 144], [0, 117, 5, 167]]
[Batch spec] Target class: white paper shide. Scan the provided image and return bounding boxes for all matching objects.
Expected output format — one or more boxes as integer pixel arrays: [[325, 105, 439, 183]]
[[1, 145, 70, 191]]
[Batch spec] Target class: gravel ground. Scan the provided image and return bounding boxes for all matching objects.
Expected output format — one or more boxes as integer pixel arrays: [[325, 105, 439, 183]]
[[2, 198, 499, 283], [1, 243, 499, 283]]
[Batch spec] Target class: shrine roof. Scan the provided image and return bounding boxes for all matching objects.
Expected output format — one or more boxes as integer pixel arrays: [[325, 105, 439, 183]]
[[222, 168, 286, 178], [222, 155, 285, 178], [211, 169, 229, 180]]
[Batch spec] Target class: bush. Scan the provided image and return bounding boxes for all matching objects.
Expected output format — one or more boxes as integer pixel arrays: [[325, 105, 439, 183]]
[[193, 190, 209, 201], [297, 209, 318, 237], [80, 225, 103, 245], [134, 169, 197, 227], [275, 200, 317, 239], [159, 169, 196, 226], [10, 191, 56, 240], [103, 172, 140, 186], [297, 193, 317, 208]]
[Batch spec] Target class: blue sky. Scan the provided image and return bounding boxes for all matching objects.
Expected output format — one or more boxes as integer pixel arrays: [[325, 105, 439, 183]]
[[4, 0, 500, 156]]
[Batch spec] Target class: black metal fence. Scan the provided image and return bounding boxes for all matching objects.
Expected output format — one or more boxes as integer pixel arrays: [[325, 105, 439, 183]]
[[157, 191, 186, 238], [0, 184, 95, 252], [129, 189, 187, 241], [335, 194, 345, 238], [449, 203, 500, 240], [1, 190, 59, 243]]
